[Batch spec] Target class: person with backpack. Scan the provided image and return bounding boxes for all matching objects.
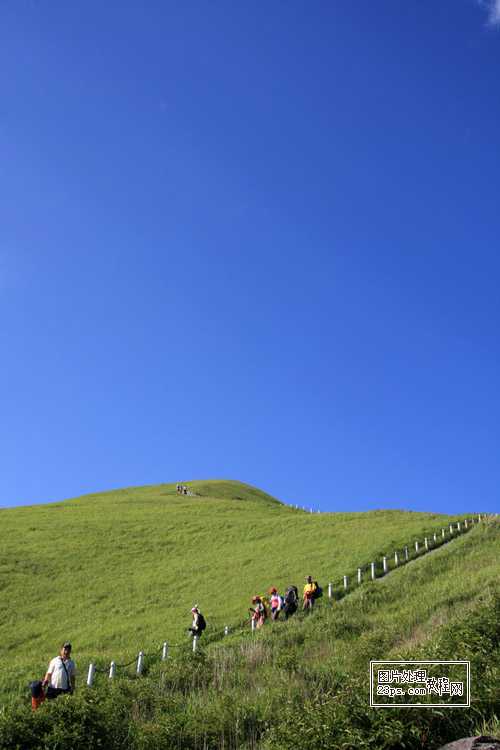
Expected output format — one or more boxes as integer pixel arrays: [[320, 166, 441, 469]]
[[269, 587, 284, 621], [303, 576, 318, 611], [42, 642, 76, 699], [189, 606, 206, 639], [249, 596, 267, 628], [283, 586, 298, 619]]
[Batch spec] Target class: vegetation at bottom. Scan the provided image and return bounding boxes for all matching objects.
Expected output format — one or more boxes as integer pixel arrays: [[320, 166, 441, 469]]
[[0, 508, 498, 750]]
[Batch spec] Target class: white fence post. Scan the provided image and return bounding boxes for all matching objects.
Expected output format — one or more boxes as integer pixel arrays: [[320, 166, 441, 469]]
[[251, 618, 256, 632], [357, 567, 362, 584], [449, 524, 454, 535], [328, 582, 333, 599], [343, 575, 348, 590], [371, 562, 376, 580], [383, 556, 388, 573], [162, 642, 168, 660], [404, 546, 409, 561], [224, 625, 229, 636], [136, 651, 144, 675], [415, 541, 419, 554], [424, 537, 429, 551], [86, 663, 96, 687], [464, 519, 468, 529], [192, 636, 198, 653], [433, 533, 437, 543], [457, 521, 461, 532], [109, 661, 116, 679], [394, 551, 399, 567], [479, 514, 482, 522]]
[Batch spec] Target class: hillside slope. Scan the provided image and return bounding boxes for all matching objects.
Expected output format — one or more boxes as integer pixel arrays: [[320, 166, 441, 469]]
[[0, 511, 498, 750], [0, 480, 472, 703]]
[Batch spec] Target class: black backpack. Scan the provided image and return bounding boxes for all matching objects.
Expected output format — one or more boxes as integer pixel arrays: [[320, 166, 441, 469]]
[[197, 613, 206, 632], [285, 587, 297, 606], [29, 680, 44, 699], [313, 582, 323, 599]]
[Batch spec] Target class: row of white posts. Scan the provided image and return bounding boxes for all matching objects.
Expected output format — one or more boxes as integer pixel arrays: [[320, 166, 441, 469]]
[[86, 515, 486, 685], [293, 505, 321, 513], [87, 628, 233, 686], [323, 515, 482, 599]]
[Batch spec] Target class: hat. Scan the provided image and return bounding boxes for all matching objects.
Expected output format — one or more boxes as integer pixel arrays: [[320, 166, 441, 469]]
[[62, 642, 72, 650], [191, 606, 198, 613]]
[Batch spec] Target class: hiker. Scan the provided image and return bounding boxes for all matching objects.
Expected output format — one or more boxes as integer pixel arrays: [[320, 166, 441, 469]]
[[283, 585, 298, 619], [249, 596, 267, 628], [303, 576, 317, 611], [269, 587, 283, 621], [42, 642, 76, 699], [188, 606, 206, 640]]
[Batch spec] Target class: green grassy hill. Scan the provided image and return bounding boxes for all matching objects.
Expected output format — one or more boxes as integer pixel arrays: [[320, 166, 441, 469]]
[[0, 480, 498, 749]]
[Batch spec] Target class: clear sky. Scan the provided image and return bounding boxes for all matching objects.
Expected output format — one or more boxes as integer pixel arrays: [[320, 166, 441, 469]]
[[1, 1, 499, 513]]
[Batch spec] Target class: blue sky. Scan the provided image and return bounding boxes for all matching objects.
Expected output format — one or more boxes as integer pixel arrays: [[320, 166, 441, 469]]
[[1, 1, 499, 513]]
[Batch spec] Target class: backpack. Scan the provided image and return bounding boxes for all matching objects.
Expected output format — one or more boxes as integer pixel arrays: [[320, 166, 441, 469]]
[[313, 582, 323, 599], [197, 613, 206, 631], [285, 587, 297, 606], [29, 680, 44, 699]]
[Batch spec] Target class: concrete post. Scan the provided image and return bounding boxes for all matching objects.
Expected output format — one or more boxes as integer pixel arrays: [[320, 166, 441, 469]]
[[136, 651, 144, 675], [224, 625, 229, 636], [109, 661, 116, 679], [343, 575, 348, 590], [404, 546, 409, 561], [383, 556, 388, 573], [371, 562, 376, 580], [357, 567, 362, 584], [192, 636, 198, 653], [328, 582, 333, 599], [162, 642, 168, 660], [424, 537, 429, 551], [415, 540, 419, 554], [86, 663, 95, 687], [394, 551, 399, 566]]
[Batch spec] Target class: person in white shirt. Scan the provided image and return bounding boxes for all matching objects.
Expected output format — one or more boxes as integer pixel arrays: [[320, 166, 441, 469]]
[[43, 642, 76, 699]]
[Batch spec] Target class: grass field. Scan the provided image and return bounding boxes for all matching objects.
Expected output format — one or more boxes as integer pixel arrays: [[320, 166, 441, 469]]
[[0, 480, 497, 749]]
